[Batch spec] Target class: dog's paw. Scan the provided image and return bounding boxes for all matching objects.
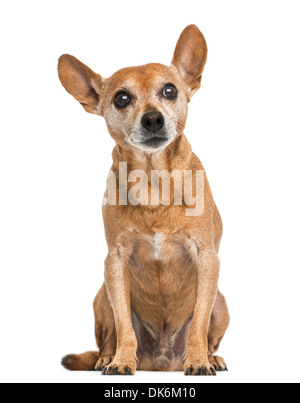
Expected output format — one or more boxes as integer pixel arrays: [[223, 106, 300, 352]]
[[184, 360, 216, 376], [209, 355, 228, 372], [95, 356, 115, 372], [102, 354, 137, 376], [102, 365, 135, 376]]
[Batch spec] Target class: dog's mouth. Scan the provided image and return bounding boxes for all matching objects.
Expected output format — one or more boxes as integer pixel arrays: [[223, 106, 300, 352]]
[[128, 125, 177, 152], [140, 135, 169, 149]]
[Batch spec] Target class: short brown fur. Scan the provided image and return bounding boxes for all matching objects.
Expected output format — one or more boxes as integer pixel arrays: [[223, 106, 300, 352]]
[[58, 25, 230, 376]]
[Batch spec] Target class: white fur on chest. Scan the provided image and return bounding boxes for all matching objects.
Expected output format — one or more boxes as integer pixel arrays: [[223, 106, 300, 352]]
[[152, 233, 166, 260], [137, 231, 200, 266]]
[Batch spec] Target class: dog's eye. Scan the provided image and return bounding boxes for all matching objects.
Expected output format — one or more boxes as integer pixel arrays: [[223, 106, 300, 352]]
[[162, 84, 178, 100], [114, 91, 131, 109]]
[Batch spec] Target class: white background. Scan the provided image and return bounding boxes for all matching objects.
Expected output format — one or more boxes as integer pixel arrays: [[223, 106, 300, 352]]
[[0, 0, 300, 384]]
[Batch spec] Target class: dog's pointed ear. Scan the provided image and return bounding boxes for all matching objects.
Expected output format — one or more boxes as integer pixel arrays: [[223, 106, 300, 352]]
[[172, 25, 208, 96], [58, 55, 103, 115]]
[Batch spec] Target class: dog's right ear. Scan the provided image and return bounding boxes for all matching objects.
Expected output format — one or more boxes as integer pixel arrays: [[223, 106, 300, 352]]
[[58, 55, 103, 115]]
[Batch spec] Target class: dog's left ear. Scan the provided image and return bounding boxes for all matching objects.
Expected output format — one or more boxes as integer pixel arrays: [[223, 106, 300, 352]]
[[172, 25, 208, 96]]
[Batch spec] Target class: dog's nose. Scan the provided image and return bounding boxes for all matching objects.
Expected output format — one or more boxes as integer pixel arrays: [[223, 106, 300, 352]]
[[141, 111, 165, 133]]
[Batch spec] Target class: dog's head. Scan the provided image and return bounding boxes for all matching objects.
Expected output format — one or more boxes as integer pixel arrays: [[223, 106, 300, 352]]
[[58, 25, 207, 153]]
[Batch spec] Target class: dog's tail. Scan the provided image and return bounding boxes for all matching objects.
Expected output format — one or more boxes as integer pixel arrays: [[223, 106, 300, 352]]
[[61, 351, 99, 371]]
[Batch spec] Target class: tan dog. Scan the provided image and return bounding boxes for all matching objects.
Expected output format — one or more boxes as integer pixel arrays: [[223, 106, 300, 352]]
[[58, 25, 230, 376]]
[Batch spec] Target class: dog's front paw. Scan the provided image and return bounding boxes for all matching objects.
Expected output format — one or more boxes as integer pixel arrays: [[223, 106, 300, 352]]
[[184, 360, 216, 376], [102, 352, 137, 376], [95, 355, 115, 372]]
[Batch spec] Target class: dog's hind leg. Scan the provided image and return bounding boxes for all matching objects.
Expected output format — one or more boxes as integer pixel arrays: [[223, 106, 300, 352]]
[[208, 291, 230, 372], [61, 284, 117, 371]]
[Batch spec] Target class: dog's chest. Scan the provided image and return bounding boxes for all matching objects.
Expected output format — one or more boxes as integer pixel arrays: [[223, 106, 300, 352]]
[[151, 233, 168, 261], [129, 230, 198, 329], [131, 231, 196, 265]]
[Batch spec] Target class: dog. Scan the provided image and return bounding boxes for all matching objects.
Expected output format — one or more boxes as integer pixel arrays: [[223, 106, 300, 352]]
[[58, 24, 230, 376]]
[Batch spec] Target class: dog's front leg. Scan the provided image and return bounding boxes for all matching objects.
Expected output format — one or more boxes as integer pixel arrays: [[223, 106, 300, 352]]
[[185, 248, 220, 376], [102, 245, 138, 376]]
